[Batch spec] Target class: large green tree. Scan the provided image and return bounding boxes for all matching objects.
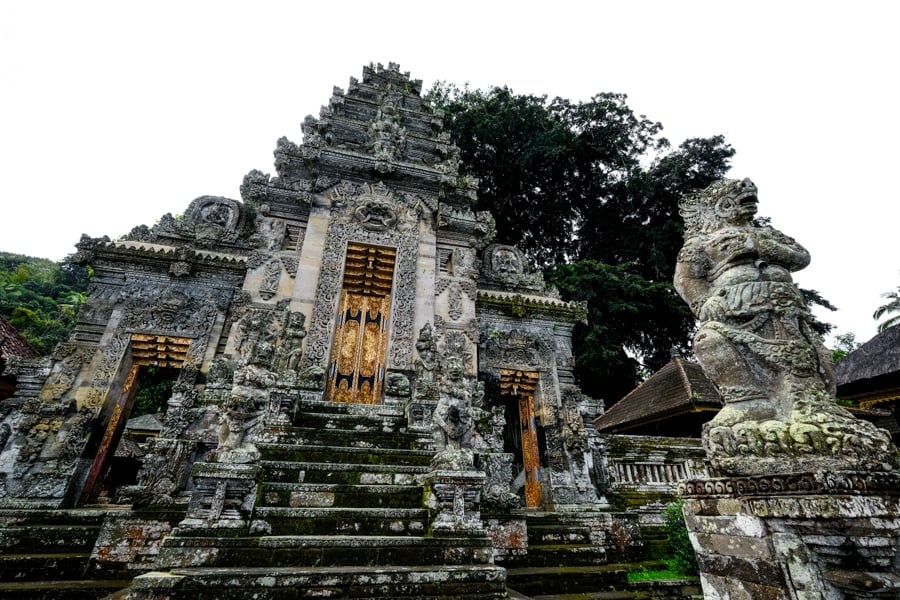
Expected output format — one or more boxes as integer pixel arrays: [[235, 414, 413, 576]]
[[0, 253, 90, 355], [431, 85, 735, 403]]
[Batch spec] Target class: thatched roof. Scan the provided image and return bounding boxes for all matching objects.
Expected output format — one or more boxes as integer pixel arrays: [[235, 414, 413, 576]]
[[0, 315, 39, 360], [594, 358, 723, 434], [835, 326, 900, 386]]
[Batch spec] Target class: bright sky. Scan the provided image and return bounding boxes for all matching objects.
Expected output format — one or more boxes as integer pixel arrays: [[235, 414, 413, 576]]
[[2, 1, 897, 345]]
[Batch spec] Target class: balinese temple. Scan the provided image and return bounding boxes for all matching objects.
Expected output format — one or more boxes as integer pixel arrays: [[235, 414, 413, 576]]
[[0, 63, 684, 599]]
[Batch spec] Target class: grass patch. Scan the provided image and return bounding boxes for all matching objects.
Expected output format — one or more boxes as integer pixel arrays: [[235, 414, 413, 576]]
[[626, 561, 690, 582]]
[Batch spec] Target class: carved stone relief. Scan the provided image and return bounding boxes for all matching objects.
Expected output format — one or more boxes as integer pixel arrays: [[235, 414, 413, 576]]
[[259, 259, 282, 300]]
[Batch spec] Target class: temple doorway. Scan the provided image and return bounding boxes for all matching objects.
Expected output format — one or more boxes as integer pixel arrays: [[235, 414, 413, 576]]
[[501, 369, 543, 508], [76, 334, 188, 505], [325, 243, 396, 404]]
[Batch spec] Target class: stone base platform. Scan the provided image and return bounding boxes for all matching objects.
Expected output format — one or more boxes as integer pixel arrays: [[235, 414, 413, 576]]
[[127, 564, 508, 599], [680, 471, 900, 599]]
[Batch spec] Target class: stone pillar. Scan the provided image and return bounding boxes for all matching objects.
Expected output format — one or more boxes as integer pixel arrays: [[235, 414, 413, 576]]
[[681, 472, 900, 599], [424, 470, 486, 536]]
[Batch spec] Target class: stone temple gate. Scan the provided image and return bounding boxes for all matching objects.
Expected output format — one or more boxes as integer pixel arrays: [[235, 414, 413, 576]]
[[0, 63, 625, 598]]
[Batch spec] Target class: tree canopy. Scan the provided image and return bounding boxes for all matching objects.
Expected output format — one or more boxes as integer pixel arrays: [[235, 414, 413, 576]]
[[0, 253, 90, 355], [431, 84, 735, 403]]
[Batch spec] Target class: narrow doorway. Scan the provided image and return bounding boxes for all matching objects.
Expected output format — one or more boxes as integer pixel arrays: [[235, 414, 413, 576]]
[[501, 369, 542, 508], [77, 334, 188, 505]]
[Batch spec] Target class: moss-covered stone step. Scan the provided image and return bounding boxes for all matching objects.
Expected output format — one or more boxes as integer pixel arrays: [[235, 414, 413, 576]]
[[516, 543, 608, 568], [253, 506, 429, 536], [260, 425, 428, 450], [128, 564, 507, 600], [258, 443, 434, 466], [0, 578, 133, 600], [0, 552, 92, 582], [505, 564, 628, 596], [639, 524, 672, 560], [298, 399, 406, 418], [157, 535, 493, 568], [0, 508, 108, 528], [258, 482, 423, 509], [260, 460, 430, 485], [294, 410, 405, 431], [0, 524, 102, 554], [526, 523, 593, 545]]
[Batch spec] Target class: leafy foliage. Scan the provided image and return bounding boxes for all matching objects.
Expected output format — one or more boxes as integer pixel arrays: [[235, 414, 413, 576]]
[[663, 499, 698, 575], [830, 332, 860, 364], [0, 252, 90, 354], [874, 286, 900, 332], [546, 261, 694, 402], [132, 366, 178, 418], [431, 84, 734, 402]]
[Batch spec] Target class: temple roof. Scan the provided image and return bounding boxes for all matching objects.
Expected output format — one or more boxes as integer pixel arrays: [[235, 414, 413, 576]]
[[594, 357, 722, 434], [0, 315, 39, 360], [835, 326, 900, 386]]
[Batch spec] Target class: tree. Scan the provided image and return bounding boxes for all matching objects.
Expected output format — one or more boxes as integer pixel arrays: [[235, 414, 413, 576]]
[[874, 287, 900, 332], [0, 252, 91, 354], [431, 84, 735, 403], [830, 332, 860, 363]]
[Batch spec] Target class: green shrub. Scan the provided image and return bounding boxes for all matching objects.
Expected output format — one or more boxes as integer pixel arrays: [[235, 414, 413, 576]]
[[663, 499, 698, 575]]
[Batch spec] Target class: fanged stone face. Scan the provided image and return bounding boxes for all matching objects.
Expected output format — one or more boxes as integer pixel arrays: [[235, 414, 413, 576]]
[[714, 178, 758, 222]]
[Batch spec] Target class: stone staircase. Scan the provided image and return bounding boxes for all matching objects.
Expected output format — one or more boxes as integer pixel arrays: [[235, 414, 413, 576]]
[[130, 399, 506, 599], [501, 512, 630, 597], [0, 507, 133, 599]]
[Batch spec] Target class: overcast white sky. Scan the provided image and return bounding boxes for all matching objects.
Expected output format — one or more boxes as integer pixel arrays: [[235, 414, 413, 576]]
[[1, 1, 897, 345]]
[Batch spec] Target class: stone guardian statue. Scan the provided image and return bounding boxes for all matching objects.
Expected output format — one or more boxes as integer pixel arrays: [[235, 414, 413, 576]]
[[674, 178, 898, 476]]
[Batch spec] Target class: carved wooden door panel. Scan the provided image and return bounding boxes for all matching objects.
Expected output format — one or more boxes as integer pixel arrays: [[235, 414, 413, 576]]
[[326, 291, 391, 404], [518, 391, 542, 508]]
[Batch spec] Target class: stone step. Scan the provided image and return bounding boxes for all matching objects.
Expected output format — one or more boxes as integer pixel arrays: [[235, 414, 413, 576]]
[[298, 399, 407, 418], [157, 535, 493, 568], [258, 443, 434, 467], [252, 506, 429, 537], [0, 552, 92, 582], [128, 565, 507, 600], [515, 543, 608, 568], [0, 579, 133, 600], [526, 524, 593, 545], [259, 482, 423, 509], [260, 460, 430, 485], [260, 425, 429, 450], [0, 508, 108, 528], [505, 565, 628, 596], [0, 524, 102, 554]]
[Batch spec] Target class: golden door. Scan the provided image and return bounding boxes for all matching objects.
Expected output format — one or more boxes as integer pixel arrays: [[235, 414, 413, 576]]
[[325, 290, 391, 404]]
